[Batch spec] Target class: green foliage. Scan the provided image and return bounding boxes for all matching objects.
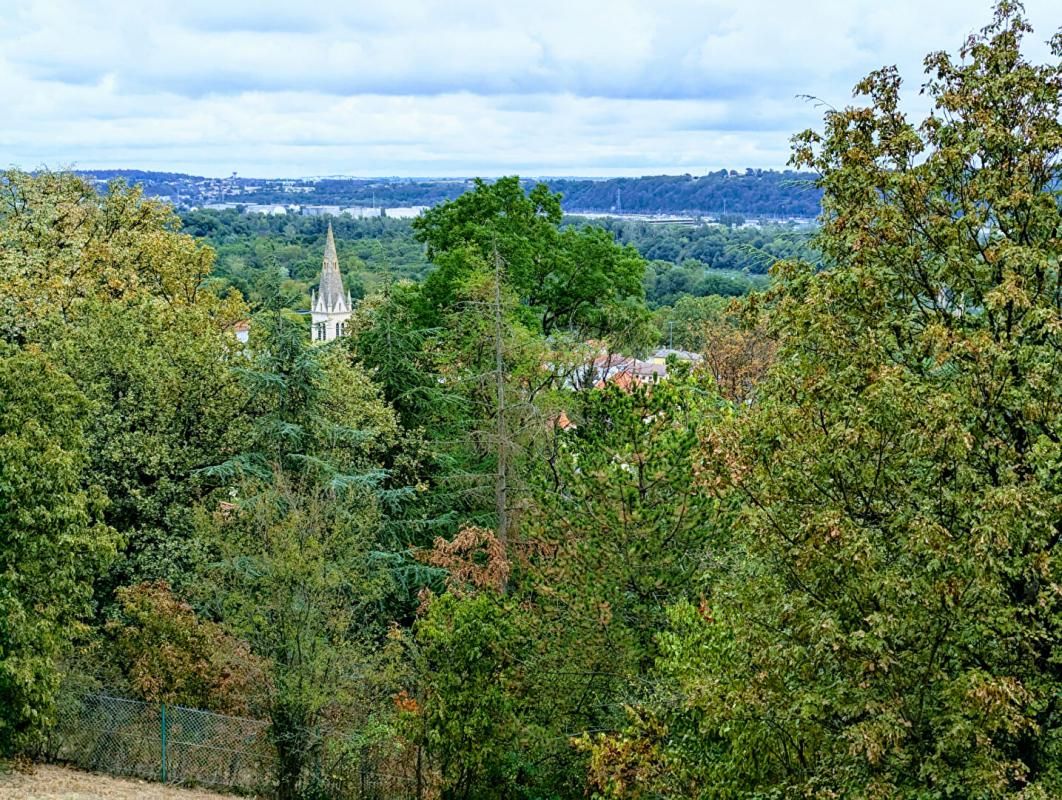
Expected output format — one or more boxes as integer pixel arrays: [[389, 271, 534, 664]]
[[0, 170, 247, 601], [548, 225, 648, 335], [211, 311, 398, 482], [349, 184, 598, 552], [51, 299, 245, 594], [347, 281, 447, 432], [182, 210, 431, 310], [529, 374, 727, 668], [644, 260, 764, 308], [515, 376, 729, 796], [589, 5, 1062, 797], [415, 593, 528, 800], [343, 283, 478, 567], [401, 374, 736, 800], [205, 476, 392, 800], [0, 347, 115, 755], [586, 216, 818, 275], [414, 177, 648, 337], [0, 170, 238, 345], [432, 259, 552, 538], [199, 313, 403, 799], [0, 169, 256, 755], [653, 294, 730, 350]]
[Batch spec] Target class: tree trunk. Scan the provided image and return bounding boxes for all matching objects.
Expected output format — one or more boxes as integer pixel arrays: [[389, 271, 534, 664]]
[[493, 247, 509, 568]]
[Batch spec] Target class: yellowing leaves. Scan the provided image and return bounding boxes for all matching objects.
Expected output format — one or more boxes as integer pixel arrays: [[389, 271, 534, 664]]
[[984, 269, 1033, 312]]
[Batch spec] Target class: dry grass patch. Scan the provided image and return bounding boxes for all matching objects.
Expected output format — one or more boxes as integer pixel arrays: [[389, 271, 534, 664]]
[[0, 763, 254, 800]]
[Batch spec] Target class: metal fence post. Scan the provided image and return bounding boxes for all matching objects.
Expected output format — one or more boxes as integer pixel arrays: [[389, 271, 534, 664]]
[[160, 702, 168, 783]]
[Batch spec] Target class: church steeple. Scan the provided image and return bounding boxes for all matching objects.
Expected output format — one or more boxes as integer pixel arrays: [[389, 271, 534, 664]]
[[310, 222, 352, 341], [312, 223, 350, 314]]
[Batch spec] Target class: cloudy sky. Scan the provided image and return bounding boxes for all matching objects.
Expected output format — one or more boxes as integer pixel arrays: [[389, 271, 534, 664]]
[[1, 0, 1057, 178]]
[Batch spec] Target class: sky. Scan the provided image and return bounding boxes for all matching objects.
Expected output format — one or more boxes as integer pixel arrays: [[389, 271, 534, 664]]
[[1, 0, 1057, 178]]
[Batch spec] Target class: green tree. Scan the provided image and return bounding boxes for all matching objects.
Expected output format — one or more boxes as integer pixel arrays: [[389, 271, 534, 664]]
[[529, 374, 725, 671], [413, 178, 562, 318], [0, 170, 247, 600], [432, 254, 549, 551], [518, 375, 728, 794], [397, 177, 652, 554], [413, 177, 648, 338], [200, 312, 400, 799], [351, 254, 571, 555], [51, 298, 245, 595], [348, 281, 443, 431], [207, 477, 392, 800], [656, 294, 729, 350], [0, 347, 114, 755], [589, 5, 1062, 796], [0, 171, 239, 345], [415, 592, 529, 800]]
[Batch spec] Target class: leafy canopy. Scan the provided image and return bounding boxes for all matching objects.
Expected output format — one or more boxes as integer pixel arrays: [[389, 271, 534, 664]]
[[413, 176, 648, 337], [588, 4, 1062, 797]]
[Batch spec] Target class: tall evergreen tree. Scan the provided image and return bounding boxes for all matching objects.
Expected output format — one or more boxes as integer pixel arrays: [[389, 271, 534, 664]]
[[200, 312, 402, 799]]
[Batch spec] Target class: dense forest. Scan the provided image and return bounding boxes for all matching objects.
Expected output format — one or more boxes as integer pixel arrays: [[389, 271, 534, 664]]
[[2, 6, 1060, 800], [180, 211, 433, 308], [551, 170, 821, 216], [179, 209, 793, 328]]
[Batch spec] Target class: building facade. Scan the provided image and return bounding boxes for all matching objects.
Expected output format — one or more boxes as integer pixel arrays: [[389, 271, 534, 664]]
[[310, 223, 352, 342]]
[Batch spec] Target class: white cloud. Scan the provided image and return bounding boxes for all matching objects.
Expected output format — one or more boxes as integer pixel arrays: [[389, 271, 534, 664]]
[[0, 0, 1057, 176]]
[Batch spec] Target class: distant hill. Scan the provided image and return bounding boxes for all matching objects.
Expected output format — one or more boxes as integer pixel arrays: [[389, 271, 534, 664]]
[[74, 169, 823, 218], [550, 170, 822, 218]]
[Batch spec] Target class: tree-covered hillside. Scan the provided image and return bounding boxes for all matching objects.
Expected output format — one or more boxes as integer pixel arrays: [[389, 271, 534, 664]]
[[4, 5, 1058, 800], [77, 169, 823, 217], [552, 170, 822, 216]]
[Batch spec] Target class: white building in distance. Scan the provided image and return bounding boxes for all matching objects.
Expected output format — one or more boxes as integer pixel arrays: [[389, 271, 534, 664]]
[[310, 223, 352, 342], [301, 205, 343, 216], [384, 206, 429, 219], [343, 206, 383, 219]]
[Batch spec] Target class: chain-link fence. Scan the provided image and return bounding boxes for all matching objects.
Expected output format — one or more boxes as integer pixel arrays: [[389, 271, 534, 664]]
[[45, 693, 274, 793]]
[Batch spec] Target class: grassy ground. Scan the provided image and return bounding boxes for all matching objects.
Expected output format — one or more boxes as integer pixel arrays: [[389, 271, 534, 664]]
[[0, 763, 251, 799]]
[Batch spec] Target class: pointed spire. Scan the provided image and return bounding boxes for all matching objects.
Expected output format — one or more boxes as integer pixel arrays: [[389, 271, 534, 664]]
[[323, 222, 338, 265], [314, 222, 348, 313]]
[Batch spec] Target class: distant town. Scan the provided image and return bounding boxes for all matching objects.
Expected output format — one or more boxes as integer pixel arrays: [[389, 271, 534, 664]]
[[74, 169, 822, 227]]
